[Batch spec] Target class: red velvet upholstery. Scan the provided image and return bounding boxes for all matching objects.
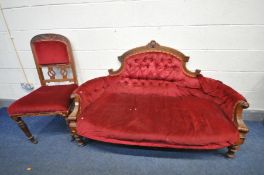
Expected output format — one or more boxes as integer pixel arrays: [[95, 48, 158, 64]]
[[74, 52, 246, 149], [198, 76, 245, 120], [121, 52, 200, 88], [33, 41, 69, 65], [8, 84, 77, 116], [78, 92, 240, 149]]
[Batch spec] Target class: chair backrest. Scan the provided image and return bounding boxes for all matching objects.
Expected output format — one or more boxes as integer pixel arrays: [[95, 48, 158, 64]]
[[108, 40, 201, 81], [31, 33, 78, 86]]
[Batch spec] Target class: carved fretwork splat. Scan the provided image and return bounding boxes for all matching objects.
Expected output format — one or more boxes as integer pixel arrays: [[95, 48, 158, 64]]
[[41, 64, 73, 84], [47, 66, 56, 79], [59, 65, 68, 79]]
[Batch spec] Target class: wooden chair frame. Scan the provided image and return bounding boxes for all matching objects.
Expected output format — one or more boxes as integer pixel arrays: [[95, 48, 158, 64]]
[[68, 41, 249, 157], [10, 33, 78, 144], [31, 33, 78, 86]]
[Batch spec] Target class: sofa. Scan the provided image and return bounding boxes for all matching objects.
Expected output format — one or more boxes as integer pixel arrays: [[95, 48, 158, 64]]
[[68, 41, 249, 158]]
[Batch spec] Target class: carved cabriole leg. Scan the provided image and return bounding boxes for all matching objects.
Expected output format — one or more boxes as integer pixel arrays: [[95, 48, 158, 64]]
[[12, 117, 38, 144], [226, 101, 249, 158]]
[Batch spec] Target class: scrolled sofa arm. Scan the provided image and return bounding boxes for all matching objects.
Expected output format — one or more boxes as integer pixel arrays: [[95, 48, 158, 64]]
[[67, 76, 113, 143], [198, 76, 249, 120], [73, 77, 110, 113], [198, 76, 249, 150]]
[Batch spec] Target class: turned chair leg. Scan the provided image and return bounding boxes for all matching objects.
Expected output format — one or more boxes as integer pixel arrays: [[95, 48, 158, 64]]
[[226, 145, 240, 158], [12, 117, 38, 144]]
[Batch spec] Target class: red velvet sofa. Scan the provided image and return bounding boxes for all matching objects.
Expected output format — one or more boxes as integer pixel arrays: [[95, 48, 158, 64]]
[[68, 41, 249, 158]]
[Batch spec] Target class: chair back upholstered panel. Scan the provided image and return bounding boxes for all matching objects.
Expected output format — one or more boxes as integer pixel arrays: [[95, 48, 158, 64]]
[[34, 41, 69, 65], [31, 34, 78, 86]]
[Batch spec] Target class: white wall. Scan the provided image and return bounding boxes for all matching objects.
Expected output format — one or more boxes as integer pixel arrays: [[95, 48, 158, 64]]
[[0, 0, 263, 110]]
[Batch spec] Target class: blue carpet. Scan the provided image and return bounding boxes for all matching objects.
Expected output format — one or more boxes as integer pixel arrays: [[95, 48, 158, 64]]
[[0, 107, 264, 175]]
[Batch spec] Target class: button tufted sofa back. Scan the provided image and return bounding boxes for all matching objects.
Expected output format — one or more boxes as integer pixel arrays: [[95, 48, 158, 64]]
[[120, 52, 188, 82]]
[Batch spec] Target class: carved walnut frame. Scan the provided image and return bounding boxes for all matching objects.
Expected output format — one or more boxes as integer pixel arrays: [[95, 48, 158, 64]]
[[10, 34, 78, 144], [69, 41, 249, 157]]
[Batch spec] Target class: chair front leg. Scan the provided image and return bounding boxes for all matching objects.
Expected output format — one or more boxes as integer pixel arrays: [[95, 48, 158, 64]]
[[12, 117, 38, 144]]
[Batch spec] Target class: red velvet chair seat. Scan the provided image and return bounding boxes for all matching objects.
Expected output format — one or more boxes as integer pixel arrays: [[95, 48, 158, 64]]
[[77, 92, 239, 149], [8, 84, 77, 116]]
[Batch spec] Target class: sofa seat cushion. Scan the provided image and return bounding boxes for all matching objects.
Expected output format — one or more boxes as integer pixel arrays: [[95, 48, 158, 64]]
[[8, 84, 78, 116], [77, 93, 239, 149]]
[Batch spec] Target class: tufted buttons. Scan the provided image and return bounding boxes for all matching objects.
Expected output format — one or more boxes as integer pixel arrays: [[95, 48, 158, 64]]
[[123, 52, 188, 82], [172, 65, 178, 69]]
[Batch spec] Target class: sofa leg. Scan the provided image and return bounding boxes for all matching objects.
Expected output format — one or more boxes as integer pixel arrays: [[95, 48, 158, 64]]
[[69, 126, 85, 146], [12, 117, 38, 144], [70, 134, 75, 142], [74, 134, 85, 146], [226, 145, 240, 158]]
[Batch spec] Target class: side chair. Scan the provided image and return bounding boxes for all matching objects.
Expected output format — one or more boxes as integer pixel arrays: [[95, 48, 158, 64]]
[[8, 33, 78, 144]]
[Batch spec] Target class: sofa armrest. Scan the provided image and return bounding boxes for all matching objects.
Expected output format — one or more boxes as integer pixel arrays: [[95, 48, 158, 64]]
[[233, 101, 249, 142], [198, 76, 248, 120], [67, 77, 111, 139], [198, 76, 249, 145], [67, 93, 80, 136], [73, 77, 110, 114]]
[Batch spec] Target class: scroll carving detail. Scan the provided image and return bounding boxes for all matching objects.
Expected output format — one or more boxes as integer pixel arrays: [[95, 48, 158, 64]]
[[47, 66, 56, 79]]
